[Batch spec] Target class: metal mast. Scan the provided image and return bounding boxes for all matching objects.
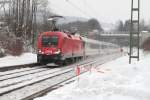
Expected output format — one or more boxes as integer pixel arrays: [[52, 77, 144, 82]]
[[129, 0, 140, 64]]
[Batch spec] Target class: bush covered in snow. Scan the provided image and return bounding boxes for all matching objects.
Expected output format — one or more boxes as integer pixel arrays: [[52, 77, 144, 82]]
[[5, 38, 24, 56], [0, 32, 24, 56]]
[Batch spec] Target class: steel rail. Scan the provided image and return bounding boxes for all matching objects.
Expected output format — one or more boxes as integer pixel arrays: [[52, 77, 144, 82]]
[[21, 53, 122, 100]]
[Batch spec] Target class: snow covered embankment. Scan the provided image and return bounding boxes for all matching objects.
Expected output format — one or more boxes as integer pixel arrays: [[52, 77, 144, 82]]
[[35, 51, 150, 100], [0, 53, 37, 68]]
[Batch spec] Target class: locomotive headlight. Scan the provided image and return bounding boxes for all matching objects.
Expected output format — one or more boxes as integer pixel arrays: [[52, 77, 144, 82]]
[[38, 50, 44, 54], [38, 50, 42, 53], [54, 49, 61, 54]]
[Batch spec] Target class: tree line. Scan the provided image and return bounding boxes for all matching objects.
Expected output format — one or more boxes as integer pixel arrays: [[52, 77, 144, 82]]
[[0, 0, 51, 56], [59, 18, 103, 40], [116, 19, 150, 32]]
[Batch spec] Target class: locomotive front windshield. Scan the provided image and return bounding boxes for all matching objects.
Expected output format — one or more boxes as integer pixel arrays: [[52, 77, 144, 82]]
[[42, 36, 58, 47]]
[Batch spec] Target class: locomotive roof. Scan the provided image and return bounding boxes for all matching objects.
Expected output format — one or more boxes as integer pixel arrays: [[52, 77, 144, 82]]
[[39, 31, 82, 41]]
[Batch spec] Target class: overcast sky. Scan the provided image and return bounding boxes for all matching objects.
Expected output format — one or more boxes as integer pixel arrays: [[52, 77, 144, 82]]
[[48, 0, 150, 24]]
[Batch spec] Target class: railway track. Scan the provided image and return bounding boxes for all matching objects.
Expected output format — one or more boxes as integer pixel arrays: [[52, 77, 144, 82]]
[[0, 57, 99, 95], [0, 52, 123, 100], [0, 63, 39, 72], [0, 54, 98, 72]]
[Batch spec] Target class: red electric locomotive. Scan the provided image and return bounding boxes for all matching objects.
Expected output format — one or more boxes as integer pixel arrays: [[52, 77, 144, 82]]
[[37, 16, 119, 65], [37, 31, 84, 65]]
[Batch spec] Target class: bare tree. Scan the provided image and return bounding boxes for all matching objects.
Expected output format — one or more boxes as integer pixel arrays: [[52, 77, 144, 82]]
[[0, 0, 50, 55]]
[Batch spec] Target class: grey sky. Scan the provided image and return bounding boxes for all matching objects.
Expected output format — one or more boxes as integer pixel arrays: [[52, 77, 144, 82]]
[[48, 0, 150, 23]]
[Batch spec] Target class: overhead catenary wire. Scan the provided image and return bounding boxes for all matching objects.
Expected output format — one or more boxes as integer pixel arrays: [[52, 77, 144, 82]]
[[65, 0, 94, 18], [82, 0, 98, 18]]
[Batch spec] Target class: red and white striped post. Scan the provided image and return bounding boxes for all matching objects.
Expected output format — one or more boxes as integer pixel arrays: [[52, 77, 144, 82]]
[[76, 65, 80, 85]]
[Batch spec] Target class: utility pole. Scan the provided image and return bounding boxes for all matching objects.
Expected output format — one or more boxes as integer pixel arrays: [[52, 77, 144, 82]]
[[129, 0, 140, 64]]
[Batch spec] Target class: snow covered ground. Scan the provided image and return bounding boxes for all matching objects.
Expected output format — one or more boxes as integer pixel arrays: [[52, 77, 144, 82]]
[[0, 53, 37, 68], [35, 51, 150, 100]]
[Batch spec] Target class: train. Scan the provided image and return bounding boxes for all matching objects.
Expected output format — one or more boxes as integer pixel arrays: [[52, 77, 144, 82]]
[[37, 31, 119, 65]]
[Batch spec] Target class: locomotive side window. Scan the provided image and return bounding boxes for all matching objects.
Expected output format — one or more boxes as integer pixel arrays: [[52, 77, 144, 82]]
[[42, 36, 58, 47]]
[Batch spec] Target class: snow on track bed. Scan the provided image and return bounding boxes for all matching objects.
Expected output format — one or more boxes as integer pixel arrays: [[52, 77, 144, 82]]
[[0, 66, 46, 76], [0, 67, 62, 95], [0, 68, 48, 81], [0, 52, 122, 100], [0, 68, 53, 83], [0, 63, 39, 72]]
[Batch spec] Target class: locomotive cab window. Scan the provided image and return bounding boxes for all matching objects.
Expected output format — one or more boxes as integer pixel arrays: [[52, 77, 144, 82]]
[[42, 36, 58, 47]]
